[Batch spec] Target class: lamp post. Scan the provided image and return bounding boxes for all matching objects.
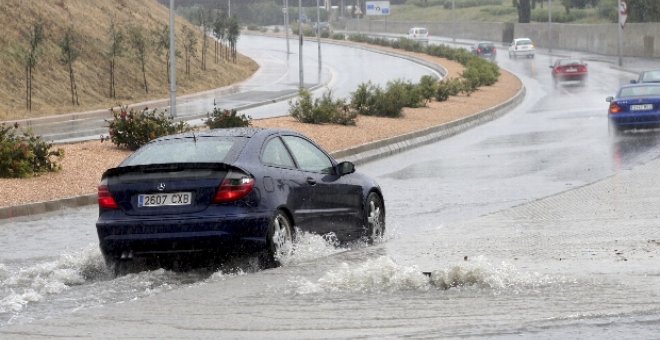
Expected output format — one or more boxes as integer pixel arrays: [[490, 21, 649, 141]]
[[284, 0, 290, 54], [548, 0, 552, 53], [298, 0, 304, 89], [169, 0, 177, 117], [316, 0, 322, 77]]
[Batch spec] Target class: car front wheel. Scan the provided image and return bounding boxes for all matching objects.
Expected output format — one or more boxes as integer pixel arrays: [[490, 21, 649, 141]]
[[364, 192, 385, 244]]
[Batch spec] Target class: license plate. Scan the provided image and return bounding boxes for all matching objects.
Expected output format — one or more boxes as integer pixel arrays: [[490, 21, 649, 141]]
[[566, 68, 577, 72], [138, 192, 192, 207], [630, 104, 653, 111]]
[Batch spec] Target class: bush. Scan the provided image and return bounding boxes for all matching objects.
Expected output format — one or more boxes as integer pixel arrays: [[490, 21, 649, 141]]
[[331, 33, 345, 40], [205, 107, 252, 129], [435, 78, 464, 102], [386, 79, 425, 109], [107, 106, 190, 150], [350, 81, 408, 118], [418, 75, 439, 104], [350, 82, 382, 116], [289, 89, 356, 125], [0, 123, 63, 178]]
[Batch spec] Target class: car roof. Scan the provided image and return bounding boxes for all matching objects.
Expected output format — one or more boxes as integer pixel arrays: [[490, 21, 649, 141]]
[[151, 127, 297, 142]]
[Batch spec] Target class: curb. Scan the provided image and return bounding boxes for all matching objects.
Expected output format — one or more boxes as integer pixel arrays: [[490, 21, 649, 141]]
[[0, 85, 525, 220]]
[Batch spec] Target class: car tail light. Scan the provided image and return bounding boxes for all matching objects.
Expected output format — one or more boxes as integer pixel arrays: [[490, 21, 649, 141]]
[[213, 171, 255, 203], [477, 48, 482, 53], [609, 103, 623, 114], [98, 185, 119, 209], [492, 47, 496, 52]]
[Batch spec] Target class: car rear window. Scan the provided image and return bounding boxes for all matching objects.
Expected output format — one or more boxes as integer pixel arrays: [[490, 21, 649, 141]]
[[121, 136, 246, 166], [641, 71, 660, 82], [517, 39, 532, 45], [619, 85, 660, 98]]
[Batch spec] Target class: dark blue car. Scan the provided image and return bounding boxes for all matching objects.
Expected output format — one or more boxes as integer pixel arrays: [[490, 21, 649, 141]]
[[607, 83, 660, 135], [96, 128, 385, 272]]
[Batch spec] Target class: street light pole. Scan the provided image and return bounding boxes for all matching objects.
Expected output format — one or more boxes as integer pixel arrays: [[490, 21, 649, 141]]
[[548, 0, 552, 53], [617, 0, 623, 67], [169, 0, 177, 117], [452, 0, 456, 43], [284, 0, 290, 54], [316, 0, 322, 77], [298, 0, 304, 89]]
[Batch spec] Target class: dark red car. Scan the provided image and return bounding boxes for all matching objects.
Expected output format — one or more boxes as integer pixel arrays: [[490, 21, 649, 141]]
[[550, 58, 588, 86]]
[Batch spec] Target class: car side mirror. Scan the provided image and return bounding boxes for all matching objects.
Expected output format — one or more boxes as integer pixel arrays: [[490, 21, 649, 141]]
[[336, 161, 355, 176], [606, 96, 614, 102], [549, 65, 554, 69]]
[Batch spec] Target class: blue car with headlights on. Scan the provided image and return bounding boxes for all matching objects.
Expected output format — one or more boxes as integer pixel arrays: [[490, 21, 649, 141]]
[[607, 83, 660, 135], [96, 128, 385, 273]]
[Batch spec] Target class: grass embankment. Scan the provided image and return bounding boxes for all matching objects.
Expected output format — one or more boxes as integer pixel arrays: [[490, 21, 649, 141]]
[[381, 2, 610, 24], [0, 0, 257, 121]]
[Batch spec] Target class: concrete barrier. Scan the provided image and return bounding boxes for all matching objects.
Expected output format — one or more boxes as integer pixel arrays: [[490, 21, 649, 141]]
[[345, 19, 660, 58]]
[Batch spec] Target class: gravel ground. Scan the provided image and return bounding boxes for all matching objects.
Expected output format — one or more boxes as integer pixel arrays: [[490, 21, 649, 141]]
[[0, 52, 521, 208]]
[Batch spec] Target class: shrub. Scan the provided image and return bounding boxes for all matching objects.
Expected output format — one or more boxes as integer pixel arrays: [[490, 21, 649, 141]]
[[107, 106, 190, 150], [386, 79, 425, 109], [350, 82, 382, 116], [418, 75, 439, 104], [331, 33, 345, 40], [205, 107, 252, 129], [435, 78, 464, 102], [289, 89, 356, 125], [0, 123, 64, 178]]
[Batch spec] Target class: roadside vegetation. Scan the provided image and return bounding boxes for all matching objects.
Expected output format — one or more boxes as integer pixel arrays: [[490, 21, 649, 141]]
[[287, 35, 499, 124], [0, 123, 63, 178], [0, 0, 257, 121]]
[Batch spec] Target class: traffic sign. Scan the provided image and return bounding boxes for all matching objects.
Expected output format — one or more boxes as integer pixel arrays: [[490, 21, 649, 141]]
[[366, 1, 390, 16]]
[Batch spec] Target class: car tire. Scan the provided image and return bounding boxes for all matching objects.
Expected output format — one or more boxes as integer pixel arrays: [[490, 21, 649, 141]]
[[261, 210, 294, 269], [364, 192, 385, 244]]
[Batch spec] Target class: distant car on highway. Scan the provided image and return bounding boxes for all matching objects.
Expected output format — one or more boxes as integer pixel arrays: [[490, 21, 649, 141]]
[[606, 83, 660, 135], [550, 58, 588, 86], [471, 41, 496, 62], [630, 69, 660, 83], [313, 21, 332, 35], [96, 128, 385, 274], [407, 27, 429, 44], [508, 38, 535, 59]]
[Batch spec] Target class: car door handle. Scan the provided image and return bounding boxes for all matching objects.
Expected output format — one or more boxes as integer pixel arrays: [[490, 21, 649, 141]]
[[306, 177, 316, 185]]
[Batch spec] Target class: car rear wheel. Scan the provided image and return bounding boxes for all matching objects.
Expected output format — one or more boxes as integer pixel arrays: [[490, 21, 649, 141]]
[[364, 192, 385, 244], [261, 210, 294, 268]]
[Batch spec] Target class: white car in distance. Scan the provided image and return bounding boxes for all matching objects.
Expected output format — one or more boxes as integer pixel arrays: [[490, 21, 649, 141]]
[[407, 27, 429, 44], [508, 38, 536, 59]]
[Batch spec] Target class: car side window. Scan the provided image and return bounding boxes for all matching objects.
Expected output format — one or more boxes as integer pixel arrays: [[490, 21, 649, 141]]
[[282, 135, 334, 173], [261, 137, 296, 168]]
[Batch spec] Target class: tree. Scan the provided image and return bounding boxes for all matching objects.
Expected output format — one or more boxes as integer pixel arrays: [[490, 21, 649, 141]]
[[22, 20, 45, 111], [58, 27, 80, 106], [213, 13, 227, 63], [627, 0, 660, 22], [227, 16, 240, 63], [182, 26, 197, 76], [516, 0, 532, 23], [154, 24, 171, 84], [107, 18, 124, 99], [198, 8, 210, 71], [128, 24, 150, 94]]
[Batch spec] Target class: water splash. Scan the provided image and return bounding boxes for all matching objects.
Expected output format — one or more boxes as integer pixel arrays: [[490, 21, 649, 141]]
[[291, 255, 563, 295], [276, 228, 348, 266]]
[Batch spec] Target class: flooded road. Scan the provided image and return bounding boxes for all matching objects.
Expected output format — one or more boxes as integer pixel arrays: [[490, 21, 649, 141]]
[[2, 38, 660, 337]]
